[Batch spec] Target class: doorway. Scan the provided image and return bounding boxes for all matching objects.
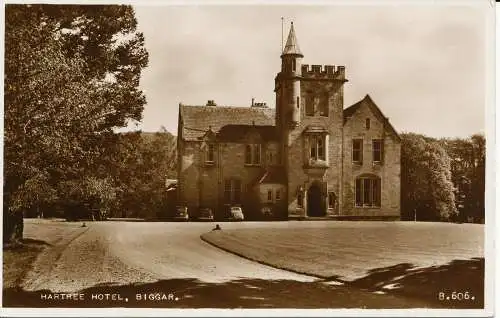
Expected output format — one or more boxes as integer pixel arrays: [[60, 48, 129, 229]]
[[307, 183, 325, 217]]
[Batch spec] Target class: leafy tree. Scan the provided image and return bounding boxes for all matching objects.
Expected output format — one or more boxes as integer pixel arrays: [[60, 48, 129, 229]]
[[4, 4, 148, 243], [109, 129, 177, 219], [401, 133, 458, 221], [440, 134, 485, 222]]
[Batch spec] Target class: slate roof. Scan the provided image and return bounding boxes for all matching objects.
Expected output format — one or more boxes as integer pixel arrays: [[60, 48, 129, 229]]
[[343, 94, 401, 141], [216, 125, 278, 143], [179, 105, 275, 141], [282, 22, 303, 57]]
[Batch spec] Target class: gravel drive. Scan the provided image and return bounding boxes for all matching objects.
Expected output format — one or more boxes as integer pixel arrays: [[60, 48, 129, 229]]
[[22, 221, 315, 293]]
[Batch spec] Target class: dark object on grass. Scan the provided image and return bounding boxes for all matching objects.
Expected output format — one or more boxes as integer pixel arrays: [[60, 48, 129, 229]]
[[81, 222, 86, 228], [212, 224, 221, 231]]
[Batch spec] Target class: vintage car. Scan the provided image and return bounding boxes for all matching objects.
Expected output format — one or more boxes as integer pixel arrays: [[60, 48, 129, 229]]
[[173, 206, 189, 221]]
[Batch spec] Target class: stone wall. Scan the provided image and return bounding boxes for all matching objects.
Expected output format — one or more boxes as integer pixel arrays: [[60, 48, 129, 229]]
[[284, 79, 345, 217], [342, 103, 401, 218]]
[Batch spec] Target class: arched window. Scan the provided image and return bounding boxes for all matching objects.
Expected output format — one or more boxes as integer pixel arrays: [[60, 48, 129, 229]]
[[355, 175, 381, 207]]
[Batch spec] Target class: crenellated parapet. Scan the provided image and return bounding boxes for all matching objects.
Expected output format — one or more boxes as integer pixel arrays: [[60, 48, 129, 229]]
[[301, 64, 346, 80]]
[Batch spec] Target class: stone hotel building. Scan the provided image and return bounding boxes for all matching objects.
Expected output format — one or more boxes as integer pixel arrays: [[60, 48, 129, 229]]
[[177, 23, 401, 220]]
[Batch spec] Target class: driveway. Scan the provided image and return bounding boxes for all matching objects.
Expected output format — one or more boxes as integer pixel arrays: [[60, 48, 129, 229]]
[[22, 221, 315, 293]]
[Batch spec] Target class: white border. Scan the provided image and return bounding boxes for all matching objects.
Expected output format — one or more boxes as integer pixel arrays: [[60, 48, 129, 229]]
[[1, 0, 496, 317]]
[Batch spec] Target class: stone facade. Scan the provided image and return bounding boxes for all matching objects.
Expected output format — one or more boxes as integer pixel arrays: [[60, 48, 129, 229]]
[[176, 23, 401, 220]]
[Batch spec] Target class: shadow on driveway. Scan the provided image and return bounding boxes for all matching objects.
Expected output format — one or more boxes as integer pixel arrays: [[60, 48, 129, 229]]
[[3, 258, 483, 309]]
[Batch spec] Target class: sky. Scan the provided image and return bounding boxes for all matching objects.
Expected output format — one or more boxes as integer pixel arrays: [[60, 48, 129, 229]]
[[129, 1, 491, 139]]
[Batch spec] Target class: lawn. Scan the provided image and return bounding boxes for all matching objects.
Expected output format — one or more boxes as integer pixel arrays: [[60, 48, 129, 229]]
[[201, 221, 485, 308]]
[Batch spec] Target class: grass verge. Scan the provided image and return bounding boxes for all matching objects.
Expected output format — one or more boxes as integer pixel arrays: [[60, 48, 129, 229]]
[[3, 239, 49, 290]]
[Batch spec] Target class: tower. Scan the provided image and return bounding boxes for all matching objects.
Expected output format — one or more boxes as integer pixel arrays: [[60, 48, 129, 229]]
[[275, 22, 303, 130], [275, 22, 348, 218]]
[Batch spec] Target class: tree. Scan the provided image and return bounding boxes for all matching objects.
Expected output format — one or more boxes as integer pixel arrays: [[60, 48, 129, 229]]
[[4, 4, 148, 243], [109, 129, 177, 219], [440, 134, 485, 222], [401, 133, 458, 221]]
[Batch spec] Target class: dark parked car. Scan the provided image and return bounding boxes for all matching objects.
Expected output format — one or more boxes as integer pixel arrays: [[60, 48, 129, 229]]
[[197, 208, 214, 221], [173, 206, 189, 221]]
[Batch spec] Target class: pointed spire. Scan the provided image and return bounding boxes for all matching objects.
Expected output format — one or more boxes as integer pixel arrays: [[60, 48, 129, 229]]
[[282, 22, 303, 57]]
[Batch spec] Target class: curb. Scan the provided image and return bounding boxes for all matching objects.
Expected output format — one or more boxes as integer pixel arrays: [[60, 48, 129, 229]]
[[199, 232, 346, 285]]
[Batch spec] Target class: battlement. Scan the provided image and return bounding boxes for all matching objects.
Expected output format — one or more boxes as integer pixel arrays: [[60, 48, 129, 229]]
[[301, 64, 346, 79]]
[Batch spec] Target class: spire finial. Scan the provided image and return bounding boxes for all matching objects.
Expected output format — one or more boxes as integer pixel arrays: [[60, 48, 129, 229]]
[[282, 21, 303, 57]]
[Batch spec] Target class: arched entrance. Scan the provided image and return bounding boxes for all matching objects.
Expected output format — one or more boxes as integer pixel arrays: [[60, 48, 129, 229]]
[[307, 183, 325, 217]]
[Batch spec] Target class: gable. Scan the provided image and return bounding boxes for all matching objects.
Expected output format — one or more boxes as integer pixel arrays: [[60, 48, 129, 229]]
[[343, 95, 401, 142]]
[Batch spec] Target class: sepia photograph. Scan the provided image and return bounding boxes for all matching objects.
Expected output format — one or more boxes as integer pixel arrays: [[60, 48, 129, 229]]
[[1, 0, 495, 316]]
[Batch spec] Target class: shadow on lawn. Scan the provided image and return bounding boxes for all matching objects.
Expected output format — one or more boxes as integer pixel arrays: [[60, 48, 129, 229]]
[[3, 238, 51, 250], [330, 257, 484, 309]]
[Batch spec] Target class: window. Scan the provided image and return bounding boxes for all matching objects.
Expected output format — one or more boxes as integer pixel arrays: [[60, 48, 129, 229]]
[[267, 150, 277, 165], [245, 144, 261, 165], [352, 139, 363, 163], [310, 135, 326, 161], [224, 179, 231, 203], [267, 190, 273, 202], [366, 118, 370, 130], [224, 179, 242, 203], [292, 59, 296, 72], [276, 189, 281, 201], [296, 96, 300, 109], [245, 145, 252, 164], [206, 144, 215, 163], [328, 192, 336, 209], [306, 94, 314, 116], [297, 191, 304, 207], [234, 179, 241, 202], [253, 145, 261, 164], [372, 139, 383, 163], [319, 93, 329, 116], [355, 176, 381, 207]]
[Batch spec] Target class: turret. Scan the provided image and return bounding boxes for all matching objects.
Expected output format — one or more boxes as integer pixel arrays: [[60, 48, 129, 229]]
[[280, 22, 303, 128]]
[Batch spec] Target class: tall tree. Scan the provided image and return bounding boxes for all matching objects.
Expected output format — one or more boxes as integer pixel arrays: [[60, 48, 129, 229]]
[[401, 133, 458, 221], [4, 4, 148, 243], [440, 134, 485, 222]]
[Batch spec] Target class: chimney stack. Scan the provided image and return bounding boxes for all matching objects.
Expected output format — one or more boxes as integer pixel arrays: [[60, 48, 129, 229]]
[[206, 100, 217, 106]]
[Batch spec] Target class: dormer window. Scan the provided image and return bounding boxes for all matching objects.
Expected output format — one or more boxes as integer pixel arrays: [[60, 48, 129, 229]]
[[206, 144, 215, 164]]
